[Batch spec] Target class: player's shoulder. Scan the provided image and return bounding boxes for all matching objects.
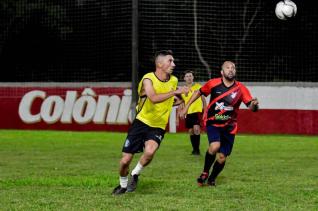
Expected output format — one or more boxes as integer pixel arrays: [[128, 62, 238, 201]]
[[140, 72, 156, 85], [211, 77, 222, 83], [142, 72, 177, 83], [235, 80, 248, 89], [192, 83, 202, 89], [142, 72, 155, 79], [204, 77, 222, 86], [170, 74, 178, 83]]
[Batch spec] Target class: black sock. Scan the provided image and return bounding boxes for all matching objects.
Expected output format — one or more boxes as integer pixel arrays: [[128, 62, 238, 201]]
[[190, 135, 196, 151], [193, 134, 200, 152], [210, 161, 226, 181], [203, 151, 216, 173]]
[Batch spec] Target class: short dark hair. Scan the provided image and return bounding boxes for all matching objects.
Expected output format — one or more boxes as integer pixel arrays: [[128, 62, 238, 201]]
[[154, 50, 173, 59], [184, 70, 194, 76]]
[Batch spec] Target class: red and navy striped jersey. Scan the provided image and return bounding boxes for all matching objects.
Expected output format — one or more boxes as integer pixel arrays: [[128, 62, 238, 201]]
[[200, 78, 253, 134]]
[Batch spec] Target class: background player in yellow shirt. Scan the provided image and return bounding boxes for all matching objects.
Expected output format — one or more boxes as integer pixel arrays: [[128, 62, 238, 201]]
[[112, 50, 189, 195], [180, 70, 206, 155]]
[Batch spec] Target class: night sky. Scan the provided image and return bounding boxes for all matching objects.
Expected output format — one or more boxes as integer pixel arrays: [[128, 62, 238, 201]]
[[0, 0, 316, 82]]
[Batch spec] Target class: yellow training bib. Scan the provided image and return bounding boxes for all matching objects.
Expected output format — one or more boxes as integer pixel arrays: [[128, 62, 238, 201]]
[[136, 72, 178, 129]]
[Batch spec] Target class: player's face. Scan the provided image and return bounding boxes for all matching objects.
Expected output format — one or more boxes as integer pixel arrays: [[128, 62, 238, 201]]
[[221, 62, 236, 81], [184, 73, 194, 84], [161, 55, 176, 75]]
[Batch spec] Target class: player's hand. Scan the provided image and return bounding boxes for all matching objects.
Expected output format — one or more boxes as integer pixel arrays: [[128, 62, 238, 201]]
[[179, 108, 187, 120], [250, 98, 259, 112], [175, 104, 184, 127], [178, 103, 185, 110], [251, 98, 259, 106], [174, 86, 189, 96]]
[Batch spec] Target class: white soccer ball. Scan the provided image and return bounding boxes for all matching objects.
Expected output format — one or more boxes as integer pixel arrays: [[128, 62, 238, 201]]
[[275, 0, 297, 20]]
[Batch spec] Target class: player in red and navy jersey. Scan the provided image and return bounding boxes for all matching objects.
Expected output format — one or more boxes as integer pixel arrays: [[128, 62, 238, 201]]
[[180, 61, 259, 186]]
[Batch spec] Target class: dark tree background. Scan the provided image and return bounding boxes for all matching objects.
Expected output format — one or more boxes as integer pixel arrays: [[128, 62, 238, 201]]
[[0, 0, 317, 82]]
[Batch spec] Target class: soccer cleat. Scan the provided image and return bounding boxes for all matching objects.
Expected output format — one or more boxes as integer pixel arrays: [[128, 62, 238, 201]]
[[191, 150, 200, 155], [197, 172, 208, 186], [207, 177, 216, 187], [127, 174, 139, 192], [112, 185, 127, 195]]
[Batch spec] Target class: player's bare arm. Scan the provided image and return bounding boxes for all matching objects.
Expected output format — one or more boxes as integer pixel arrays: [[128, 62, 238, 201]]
[[173, 95, 184, 106], [143, 79, 189, 104], [179, 90, 201, 119], [201, 95, 207, 114]]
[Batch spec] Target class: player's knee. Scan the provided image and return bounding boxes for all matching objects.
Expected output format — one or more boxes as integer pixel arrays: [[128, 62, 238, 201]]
[[208, 148, 217, 154], [193, 128, 200, 135], [193, 125, 200, 134], [218, 154, 227, 163], [208, 142, 220, 154], [208, 148, 218, 154], [120, 157, 132, 167], [144, 140, 158, 157], [143, 149, 156, 159]]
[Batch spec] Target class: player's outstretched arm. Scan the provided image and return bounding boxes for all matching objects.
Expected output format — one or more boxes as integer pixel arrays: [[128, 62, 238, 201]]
[[201, 95, 207, 113], [179, 90, 201, 119], [173, 95, 184, 106], [143, 79, 189, 104]]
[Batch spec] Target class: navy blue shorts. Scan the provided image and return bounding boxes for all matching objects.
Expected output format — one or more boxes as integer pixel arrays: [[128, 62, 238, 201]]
[[206, 125, 235, 156], [122, 119, 165, 154]]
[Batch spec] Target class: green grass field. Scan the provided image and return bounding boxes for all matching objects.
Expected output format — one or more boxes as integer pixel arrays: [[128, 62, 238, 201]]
[[0, 130, 317, 210]]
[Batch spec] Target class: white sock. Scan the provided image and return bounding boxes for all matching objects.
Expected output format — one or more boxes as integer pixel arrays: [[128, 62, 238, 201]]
[[120, 176, 128, 188], [131, 162, 144, 176]]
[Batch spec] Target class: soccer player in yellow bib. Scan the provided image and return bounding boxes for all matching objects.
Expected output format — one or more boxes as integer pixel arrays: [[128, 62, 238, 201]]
[[112, 50, 189, 195], [180, 71, 206, 155]]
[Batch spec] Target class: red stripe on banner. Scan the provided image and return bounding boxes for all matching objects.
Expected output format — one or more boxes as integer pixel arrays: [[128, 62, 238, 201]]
[[237, 109, 318, 135]]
